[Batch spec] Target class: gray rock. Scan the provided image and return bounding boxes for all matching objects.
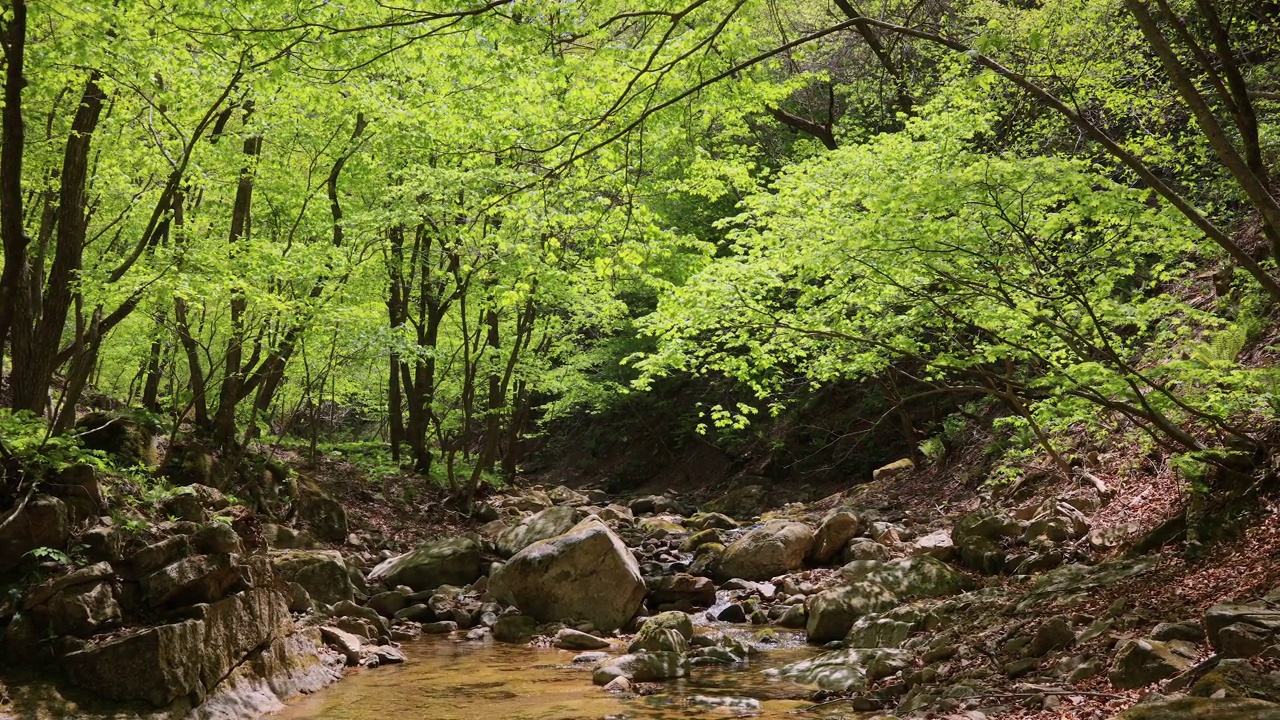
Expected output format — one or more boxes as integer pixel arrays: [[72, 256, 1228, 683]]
[[1030, 616, 1076, 657], [592, 651, 690, 684], [368, 590, 409, 619], [141, 553, 242, 609], [296, 481, 348, 542], [628, 612, 693, 654], [808, 511, 861, 565], [493, 614, 538, 643], [554, 628, 609, 650], [842, 537, 891, 563], [772, 647, 911, 692], [495, 506, 581, 557], [1113, 697, 1280, 719], [715, 520, 815, 581], [367, 537, 483, 592], [271, 550, 355, 606], [488, 518, 645, 632], [805, 582, 898, 642], [839, 556, 967, 598], [0, 495, 69, 573], [1109, 638, 1196, 689], [647, 573, 716, 608]]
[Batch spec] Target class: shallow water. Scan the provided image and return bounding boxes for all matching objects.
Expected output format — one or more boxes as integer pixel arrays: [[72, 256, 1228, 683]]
[[274, 629, 826, 720]]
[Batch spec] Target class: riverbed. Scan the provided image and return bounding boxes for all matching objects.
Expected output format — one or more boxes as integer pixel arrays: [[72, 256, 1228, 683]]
[[274, 628, 826, 720]]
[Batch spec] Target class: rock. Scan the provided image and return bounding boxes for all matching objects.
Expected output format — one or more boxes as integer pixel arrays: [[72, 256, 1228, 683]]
[[367, 537, 483, 592], [1206, 604, 1280, 657], [778, 604, 807, 629], [495, 506, 582, 557], [0, 494, 69, 573], [596, 504, 634, 523], [628, 495, 686, 515], [716, 603, 748, 623], [510, 490, 552, 512], [262, 524, 318, 550], [602, 676, 632, 693], [1109, 638, 1197, 689], [772, 647, 911, 692], [809, 511, 862, 565], [1153, 621, 1206, 643], [958, 536, 1006, 575], [161, 491, 207, 523], [270, 550, 355, 606], [647, 573, 716, 608], [43, 579, 122, 637], [872, 458, 914, 481], [330, 600, 390, 635], [422, 620, 458, 634], [131, 535, 192, 576], [1030, 616, 1075, 657], [845, 616, 912, 649], [805, 582, 899, 642], [80, 525, 122, 563], [141, 553, 243, 609], [64, 587, 292, 707], [910, 529, 956, 561], [320, 626, 363, 665], [715, 520, 814, 581], [46, 464, 103, 525], [368, 590, 409, 619], [1190, 658, 1280, 702], [952, 511, 1023, 544], [681, 528, 722, 553], [1113, 697, 1280, 719], [592, 652, 690, 684], [193, 523, 243, 555], [842, 538, 891, 563], [547, 485, 589, 506], [296, 480, 348, 542], [687, 512, 736, 531], [494, 614, 539, 643], [488, 518, 645, 632], [75, 412, 157, 468], [868, 521, 902, 545], [555, 628, 609, 650], [1088, 522, 1142, 552], [839, 556, 967, 598], [628, 612, 693, 654]]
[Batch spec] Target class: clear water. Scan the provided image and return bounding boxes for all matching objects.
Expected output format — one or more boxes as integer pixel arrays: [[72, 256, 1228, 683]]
[[273, 629, 831, 720]]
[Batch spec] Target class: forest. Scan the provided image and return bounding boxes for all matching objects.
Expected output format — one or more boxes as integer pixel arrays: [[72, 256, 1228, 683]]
[[1, 0, 1280, 718]]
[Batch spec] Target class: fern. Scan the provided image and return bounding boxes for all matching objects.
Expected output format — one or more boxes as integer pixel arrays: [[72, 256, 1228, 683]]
[[1192, 323, 1250, 366]]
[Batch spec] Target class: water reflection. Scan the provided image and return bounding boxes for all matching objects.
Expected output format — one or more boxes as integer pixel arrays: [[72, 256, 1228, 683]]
[[273, 631, 824, 720]]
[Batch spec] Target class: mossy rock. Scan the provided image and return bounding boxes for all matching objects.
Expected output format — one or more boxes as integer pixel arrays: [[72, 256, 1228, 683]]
[[76, 411, 158, 468]]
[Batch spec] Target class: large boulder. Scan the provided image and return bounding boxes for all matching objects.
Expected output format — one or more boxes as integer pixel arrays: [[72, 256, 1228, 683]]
[[64, 588, 292, 707], [715, 520, 815, 581], [488, 518, 645, 632], [141, 553, 243, 609], [808, 511, 862, 565], [367, 537, 483, 592], [1205, 604, 1280, 657], [495, 506, 581, 558], [805, 582, 899, 642], [295, 480, 348, 542], [270, 550, 354, 606], [0, 494, 69, 573], [839, 556, 968, 599], [628, 612, 693, 654], [1109, 638, 1197, 689], [771, 647, 911, 693], [1113, 698, 1280, 720]]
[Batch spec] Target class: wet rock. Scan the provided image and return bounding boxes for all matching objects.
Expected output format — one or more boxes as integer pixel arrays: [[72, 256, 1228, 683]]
[[772, 647, 911, 692], [495, 506, 582, 557], [0, 494, 69, 573], [422, 620, 458, 634], [805, 582, 898, 642], [592, 651, 690, 684], [602, 676, 632, 693], [839, 556, 967, 599], [715, 520, 814, 581], [491, 609, 537, 638], [628, 612, 692, 654], [555, 628, 610, 650], [1109, 638, 1197, 689], [715, 603, 748, 623], [809, 511, 862, 565], [489, 518, 645, 633], [367, 537, 483, 592], [271, 550, 355, 606], [647, 573, 716, 608]]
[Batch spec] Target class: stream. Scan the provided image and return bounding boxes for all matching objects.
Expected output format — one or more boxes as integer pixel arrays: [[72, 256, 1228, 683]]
[[274, 627, 825, 720]]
